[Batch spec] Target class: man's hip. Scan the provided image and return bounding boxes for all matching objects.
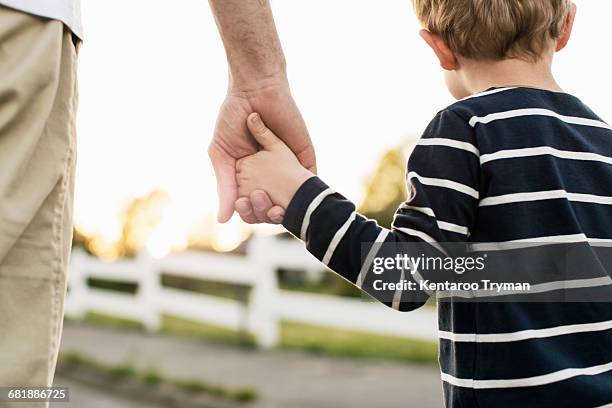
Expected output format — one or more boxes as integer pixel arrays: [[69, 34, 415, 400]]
[[0, 6, 78, 406]]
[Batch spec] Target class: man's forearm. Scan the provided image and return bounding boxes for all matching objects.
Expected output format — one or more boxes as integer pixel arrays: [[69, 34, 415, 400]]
[[209, 0, 287, 91]]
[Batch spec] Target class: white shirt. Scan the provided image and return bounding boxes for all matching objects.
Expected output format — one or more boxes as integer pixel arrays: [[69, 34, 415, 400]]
[[0, 0, 82, 39]]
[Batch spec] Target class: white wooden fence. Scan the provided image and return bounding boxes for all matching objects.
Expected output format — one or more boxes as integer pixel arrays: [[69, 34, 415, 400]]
[[65, 236, 437, 348]]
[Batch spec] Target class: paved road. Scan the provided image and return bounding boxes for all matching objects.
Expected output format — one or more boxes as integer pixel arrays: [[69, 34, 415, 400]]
[[51, 376, 162, 408], [58, 324, 444, 408]]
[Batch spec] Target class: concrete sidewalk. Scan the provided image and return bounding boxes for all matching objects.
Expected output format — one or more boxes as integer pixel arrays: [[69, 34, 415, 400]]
[[52, 376, 162, 408], [58, 324, 444, 408]]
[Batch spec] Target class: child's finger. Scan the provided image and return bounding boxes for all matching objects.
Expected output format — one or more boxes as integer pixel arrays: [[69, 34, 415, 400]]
[[267, 206, 286, 224], [247, 113, 282, 150], [250, 190, 275, 223], [235, 197, 259, 224]]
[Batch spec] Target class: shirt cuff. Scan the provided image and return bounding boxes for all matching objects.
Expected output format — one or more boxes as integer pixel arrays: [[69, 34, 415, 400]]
[[282, 176, 331, 239]]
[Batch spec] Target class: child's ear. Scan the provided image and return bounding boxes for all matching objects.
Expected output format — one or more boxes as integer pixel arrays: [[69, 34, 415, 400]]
[[419, 30, 459, 71], [556, 3, 577, 52]]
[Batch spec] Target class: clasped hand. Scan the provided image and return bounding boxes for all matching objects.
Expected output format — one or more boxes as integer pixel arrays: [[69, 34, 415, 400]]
[[236, 113, 314, 212], [208, 84, 316, 224]]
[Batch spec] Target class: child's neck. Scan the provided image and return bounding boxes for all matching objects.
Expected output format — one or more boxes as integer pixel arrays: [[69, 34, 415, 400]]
[[460, 53, 562, 96]]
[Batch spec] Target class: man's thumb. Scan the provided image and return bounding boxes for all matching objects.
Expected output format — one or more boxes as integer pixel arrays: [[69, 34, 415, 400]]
[[247, 113, 280, 149]]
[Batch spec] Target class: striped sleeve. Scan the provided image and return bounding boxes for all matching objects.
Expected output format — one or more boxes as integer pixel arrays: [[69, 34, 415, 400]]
[[282, 109, 480, 311], [394, 109, 480, 244]]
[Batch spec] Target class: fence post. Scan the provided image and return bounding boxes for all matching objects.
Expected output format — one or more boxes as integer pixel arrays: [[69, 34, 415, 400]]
[[137, 252, 162, 332], [246, 237, 280, 349], [65, 249, 88, 320]]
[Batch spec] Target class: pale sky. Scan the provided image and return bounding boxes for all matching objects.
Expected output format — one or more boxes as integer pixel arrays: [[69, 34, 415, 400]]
[[75, 0, 612, 249]]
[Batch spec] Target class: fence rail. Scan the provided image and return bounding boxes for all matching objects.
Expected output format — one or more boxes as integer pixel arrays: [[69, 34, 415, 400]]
[[65, 236, 437, 348]]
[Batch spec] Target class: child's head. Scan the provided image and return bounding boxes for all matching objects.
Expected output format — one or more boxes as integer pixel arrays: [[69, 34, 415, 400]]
[[413, 0, 576, 98]]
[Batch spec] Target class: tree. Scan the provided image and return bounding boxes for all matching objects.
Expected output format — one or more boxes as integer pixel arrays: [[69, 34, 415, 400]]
[[116, 190, 170, 258], [358, 144, 411, 228], [72, 227, 95, 255]]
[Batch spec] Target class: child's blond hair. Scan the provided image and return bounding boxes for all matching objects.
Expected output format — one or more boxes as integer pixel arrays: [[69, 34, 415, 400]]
[[413, 0, 571, 61]]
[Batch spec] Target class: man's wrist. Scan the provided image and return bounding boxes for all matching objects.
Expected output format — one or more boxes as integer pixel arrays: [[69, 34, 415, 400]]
[[228, 69, 288, 97]]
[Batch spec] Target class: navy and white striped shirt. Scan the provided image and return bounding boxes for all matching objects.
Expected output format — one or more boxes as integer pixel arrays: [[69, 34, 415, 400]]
[[282, 87, 612, 407]]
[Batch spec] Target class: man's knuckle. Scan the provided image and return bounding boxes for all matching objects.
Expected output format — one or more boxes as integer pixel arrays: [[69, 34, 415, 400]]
[[207, 144, 218, 160]]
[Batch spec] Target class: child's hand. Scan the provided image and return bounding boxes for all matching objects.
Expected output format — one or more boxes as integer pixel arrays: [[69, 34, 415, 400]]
[[237, 113, 314, 209]]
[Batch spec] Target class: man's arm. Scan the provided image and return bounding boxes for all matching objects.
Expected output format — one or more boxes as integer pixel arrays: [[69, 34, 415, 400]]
[[209, 0, 286, 91], [208, 0, 316, 224]]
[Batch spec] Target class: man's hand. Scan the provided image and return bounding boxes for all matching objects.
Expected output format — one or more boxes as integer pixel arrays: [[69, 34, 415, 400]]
[[237, 113, 314, 209], [208, 0, 316, 224], [209, 81, 316, 224]]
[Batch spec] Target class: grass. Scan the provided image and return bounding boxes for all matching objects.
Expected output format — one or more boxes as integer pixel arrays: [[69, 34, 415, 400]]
[[75, 312, 438, 365], [87, 278, 139, 294], [281, 321, 438, 365], [58, 352, 258, 403], [173, 379, 258, 402], [142, 369, 163, 386], [278, 269, 362, 298], [160, 314, 256, 347], [161, 274, 251, 302], [79, 311, 257, 346], [78, 311, 145, 331], [110, 365, 138, 379]]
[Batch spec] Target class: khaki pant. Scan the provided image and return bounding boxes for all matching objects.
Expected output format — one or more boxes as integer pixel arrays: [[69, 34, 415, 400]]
[[0, 6, 78, 407]]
